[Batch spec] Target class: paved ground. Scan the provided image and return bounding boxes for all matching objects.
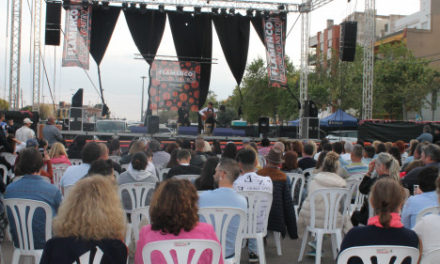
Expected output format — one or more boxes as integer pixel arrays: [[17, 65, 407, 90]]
[[1, 230, 337, 264]]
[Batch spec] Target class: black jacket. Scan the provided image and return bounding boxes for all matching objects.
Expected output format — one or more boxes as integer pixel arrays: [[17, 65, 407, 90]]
[[166, 165, 201, 180], [40, 237, 127, 264]]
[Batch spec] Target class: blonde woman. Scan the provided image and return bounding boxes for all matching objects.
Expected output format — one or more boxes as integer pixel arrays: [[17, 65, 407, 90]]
[[40, 175, 127, 263], [120, 140, 146, 165], [48, 142, 71, 165]]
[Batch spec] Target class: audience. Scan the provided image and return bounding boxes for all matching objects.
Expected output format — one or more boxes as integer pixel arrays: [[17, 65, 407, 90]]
[[40, 175, 127, 263], [42, 116, 63, 146], [66, 135, 87, 159], [298, 141, 317, 170], [389, 146, 402, 166], [362, 145, 375, 165], [49, 142, 71, 165], [195, 156, 219, 191], [417, 125, 433, 143], [135, 179, 223, 264], [149, 140, 170, 170], [120, 140, 146, 165], [4, 148, 62, 249], [199, 158, 247, 258], [340, 144, 368, 179], [258, 137, 271, 156], [109, 138, 122, 156], [88, 159, 115, 180], [403, 139, 419, 167], [165, 149, 201, 180], [291, 140, 304, 158], [15, 117, 35, 143], [222, 142, 237, 160], [401, 166, 439, 228], [191, 137, 209, 168], [281, 151, 303, 174], [340, 177, 419, 264]]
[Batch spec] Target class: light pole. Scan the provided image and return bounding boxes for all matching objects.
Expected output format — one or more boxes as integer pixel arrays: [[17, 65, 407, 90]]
[[140, 76, 146, 122]]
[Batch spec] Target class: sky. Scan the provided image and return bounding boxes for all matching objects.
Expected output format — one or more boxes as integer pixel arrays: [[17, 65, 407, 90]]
[[0, 0, 420, 121]]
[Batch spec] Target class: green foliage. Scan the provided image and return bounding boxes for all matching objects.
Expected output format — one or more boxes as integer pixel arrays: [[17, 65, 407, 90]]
[[0, 98, 9, 111]]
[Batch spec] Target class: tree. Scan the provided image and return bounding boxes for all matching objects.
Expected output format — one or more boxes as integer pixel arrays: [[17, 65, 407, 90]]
[[0, 98, 9, 111]]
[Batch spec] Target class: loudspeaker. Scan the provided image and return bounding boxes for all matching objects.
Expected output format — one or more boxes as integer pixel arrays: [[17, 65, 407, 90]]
[[340, 21, 357, 62], [147, 115, 160, 134], [304, 100, 318, 117], [45, 1, 62, 46], [71, 89, 83, 107], [70, 108, 82, 118], [258, 117, 270, 136], [83, 123, 95, 132], [70, 121, 82, 131], [300, 117, 320, 139]]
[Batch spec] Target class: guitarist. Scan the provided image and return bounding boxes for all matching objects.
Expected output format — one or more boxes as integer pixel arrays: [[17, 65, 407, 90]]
[[198, 102, 217, 135]]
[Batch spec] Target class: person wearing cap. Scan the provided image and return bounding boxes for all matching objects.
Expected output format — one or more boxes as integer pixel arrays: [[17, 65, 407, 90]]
[[43, 117, 64, 146], [15, 117, 36, 143], [257, 149, 298, 241]]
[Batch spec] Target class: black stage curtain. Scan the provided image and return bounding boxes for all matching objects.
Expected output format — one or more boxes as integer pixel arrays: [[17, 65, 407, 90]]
[[168, 12, 212, 108], [124, 9, 166, 65], [213, 15, 250, 85], [90, 6, 121, 65], [251, 15, 265, 44], [359, 121, 427, 142]]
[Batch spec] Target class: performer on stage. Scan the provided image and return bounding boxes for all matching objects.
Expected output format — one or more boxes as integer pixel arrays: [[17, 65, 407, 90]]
[[198, 102, 217, 135], [177, 103, 190, 128]]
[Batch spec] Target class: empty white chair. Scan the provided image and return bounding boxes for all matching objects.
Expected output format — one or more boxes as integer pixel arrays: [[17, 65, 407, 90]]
[[131, 206, 151, 244], [142, 239, 221, 264], [52, 164, 70, 191], [346, 179, 365, 214], [174, 174, 199, 182], [416, 206, 440, 224], [159, 168, 170, 182], [198, 207, 246, 264], [109, 155, 121, 164], [238, 191, 273, 264], [421, 248, 440, 264], [0, 164, 8, 185], [69, 159, 82, 166], [298, 188, 350, 264], [79, 248, 104, 264], [4, 198, 53, 264], [337, 245, 419, 264], [286, 173, 306, 218]]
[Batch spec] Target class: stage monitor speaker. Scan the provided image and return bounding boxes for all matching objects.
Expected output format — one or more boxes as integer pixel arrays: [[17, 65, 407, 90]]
[[70, 108, 82, 119], [45, 1, 62, 46], [304, 100, 318, 117], [258, 117, 270, 136], [70, 121, 82, 131], [147, 115, 160, 134], [299, 117, 320, 139], [340, 21, 357, 62], [71, 89, 83, 107], [83, 123, 95, 132]]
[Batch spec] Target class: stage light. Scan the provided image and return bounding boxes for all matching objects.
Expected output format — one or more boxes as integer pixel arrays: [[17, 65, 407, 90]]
[[122, 2, 128, 10], [229, 8, 235, 15], [158, 4, 165, 12], [194, 6, 201, 14], [264, 10, 270, 19], [176, 5, 184, 13], [220, 8, 227, 16], [140, 3, 147, 13], [278, 4, 285, 10], [255, 10, 262, 17], [62, 0, 70, 10], [130, 3, 137, 10], [102, 1, 109, 8], [246, 9, 254, 17], [82, 0, 88, 10], [211, 7, 219, 15]]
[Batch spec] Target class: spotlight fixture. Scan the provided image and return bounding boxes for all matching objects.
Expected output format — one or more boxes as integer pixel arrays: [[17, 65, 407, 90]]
[[130, 3, 137, 9], [211, 7, 219, 15], [255, 10, 262, 17], [122, 2, 128, 10], [194, 6, 201, 14], [102, 1, 109, 8], [246, 9, 254, 17], [82, 0, 89, 10], [220, 8, 227, 16], [176, 5, 184, 13], [158, 4, 165, 12], [278, 4, 285, 10], [264, 10, 270, 19], [92, 1, 98, 8], [229, 8, 235, 15], [140, 3, 147, 13], [62, 0, 70, 10]]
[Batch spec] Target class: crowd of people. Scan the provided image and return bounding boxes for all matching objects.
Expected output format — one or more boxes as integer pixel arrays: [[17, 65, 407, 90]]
[[0, 117, 440, 263]]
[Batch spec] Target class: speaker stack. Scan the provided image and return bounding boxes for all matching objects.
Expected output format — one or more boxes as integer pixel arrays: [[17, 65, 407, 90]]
[[69, 89, 84, 131], [258, 117, 270, 137], [45, 1, 62, 46], [340, 21, 358, 62], [147, 116, 160, 134]]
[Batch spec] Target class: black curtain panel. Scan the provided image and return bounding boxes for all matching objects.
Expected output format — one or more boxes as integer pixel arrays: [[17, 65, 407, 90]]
[[168, 12, 212, 108], [124, 9, 166, 65], [90, 6, 121, 65], [213, 14, 250, 86], [251, 15, 265, 45]]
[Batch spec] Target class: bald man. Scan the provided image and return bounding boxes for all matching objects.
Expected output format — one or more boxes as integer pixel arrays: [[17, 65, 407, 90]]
[[43, 117, 64, 146]]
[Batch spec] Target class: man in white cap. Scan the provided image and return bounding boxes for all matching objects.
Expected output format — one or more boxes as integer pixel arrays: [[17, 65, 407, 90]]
[[15, 118, 35, 143]]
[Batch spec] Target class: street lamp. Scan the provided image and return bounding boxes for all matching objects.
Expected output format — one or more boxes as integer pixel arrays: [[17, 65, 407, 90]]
[[140, 76, 146, 122]]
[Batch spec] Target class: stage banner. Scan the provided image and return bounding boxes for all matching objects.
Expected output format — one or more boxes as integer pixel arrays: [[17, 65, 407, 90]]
[[148, 60, 201, 112], [62, 4, 91, 69], [263, 14, 287, 88]]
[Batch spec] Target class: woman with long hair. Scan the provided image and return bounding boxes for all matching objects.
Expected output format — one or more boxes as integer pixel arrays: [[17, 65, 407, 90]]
[[49, 142, 71, 165], [135, 179, 223, 264], [120, 140, 146, 165], [340, 178, 419, 264], [281, 151, 302, 174], [194, 156, 219, 190], [222, 143, 237, 160], [40, 175, 127, 263]]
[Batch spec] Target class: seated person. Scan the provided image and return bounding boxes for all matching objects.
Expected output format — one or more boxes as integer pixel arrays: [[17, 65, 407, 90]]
[[298, 141, 317, 170], [340, 144, 368, 179], [339, 177, 419, 264], [135, 179, 223, 264], [49, 142, 71, 165], [165, 149, 201, 180], [401, 166, 439, 228], [194, 156, 219, 191], [40, 175, 127, 263], [414, 174, 440, 257]]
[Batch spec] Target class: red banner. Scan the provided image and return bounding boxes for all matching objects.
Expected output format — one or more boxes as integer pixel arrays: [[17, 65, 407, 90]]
[[263, 15, 287, 88], [62, 5, 91, 69], [148, 60, 201, 112]]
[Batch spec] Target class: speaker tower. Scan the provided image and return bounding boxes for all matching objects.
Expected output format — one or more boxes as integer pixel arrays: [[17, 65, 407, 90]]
[[340, 21, 357, 62]]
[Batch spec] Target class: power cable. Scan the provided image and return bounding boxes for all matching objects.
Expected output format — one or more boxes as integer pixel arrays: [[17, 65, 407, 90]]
[[286, 13, 301, 39]]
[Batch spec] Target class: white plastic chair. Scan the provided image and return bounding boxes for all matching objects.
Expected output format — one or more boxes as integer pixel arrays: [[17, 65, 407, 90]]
[[198, 207, 246, 264], [0, 164, 8, 185], [0, 152, 17, 166], [52, 164, 70, 191], [109, 155, 121, 164], [142, 239, 221, 264], [174, 174, 199, 182], [286, 173, 306, 219], [416, 206, 440, 223], [121, 163, 129, 171], [298, 188, 350, 264], [303, 168, 315, 178], [337, 245, 419, 264], [159, 168, 170, 181], [421, 248, 440, 264], [238, 190, 273, 264], [346, 179, 365, 214], [131, 207, 151, 244], [4, 198, 53, 264], [69, 159, 82, 165], [79, 248, 104, 264]]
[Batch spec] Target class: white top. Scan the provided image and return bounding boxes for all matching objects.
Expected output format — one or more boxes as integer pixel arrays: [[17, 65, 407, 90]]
[[15, 126, 35, 143], [413, 214, 440, 257], [233, 171, 273, 193], [198, 106, 218, 116], [340, 153, 351, 162], [60, 163, 90, 187]]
